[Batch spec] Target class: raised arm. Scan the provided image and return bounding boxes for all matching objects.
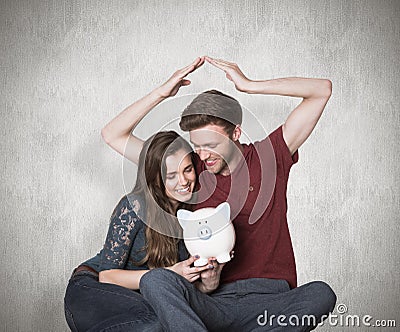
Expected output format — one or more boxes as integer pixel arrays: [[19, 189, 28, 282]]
[[101, 57, 205, 164], [205, 57, 332, 155]]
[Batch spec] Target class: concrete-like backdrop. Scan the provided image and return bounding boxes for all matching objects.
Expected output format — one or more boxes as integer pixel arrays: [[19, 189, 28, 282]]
[[1, 1, 399, 331]]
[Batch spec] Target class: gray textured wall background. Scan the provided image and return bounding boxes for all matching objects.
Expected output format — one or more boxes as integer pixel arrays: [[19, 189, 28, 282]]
[[1, 0, 399, 331]]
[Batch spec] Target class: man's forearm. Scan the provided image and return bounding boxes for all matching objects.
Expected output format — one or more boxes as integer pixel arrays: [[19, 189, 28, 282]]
[[243, 77, 332, 99], [194, 280, 217, 294]]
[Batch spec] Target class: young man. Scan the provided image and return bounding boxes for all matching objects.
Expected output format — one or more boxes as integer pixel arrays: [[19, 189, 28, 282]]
[[102, 56, 336, 331]]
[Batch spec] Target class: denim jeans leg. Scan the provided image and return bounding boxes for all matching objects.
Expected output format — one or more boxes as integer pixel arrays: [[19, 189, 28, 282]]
[[140, 268, 235, 332], [64, 272, 161, 331], [231, 279, 336, 331]]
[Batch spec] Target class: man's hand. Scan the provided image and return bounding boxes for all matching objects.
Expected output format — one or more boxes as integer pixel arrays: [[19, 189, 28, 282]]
[[195, 257, 226, 294], [205, 56, 251, 92], [206, 56, 332, 154], [166, 255, 212, 283], [155, 57, 205, 98]]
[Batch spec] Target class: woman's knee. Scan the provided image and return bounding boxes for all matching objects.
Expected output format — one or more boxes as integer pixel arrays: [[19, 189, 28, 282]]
[[64, 282, 80, 331]]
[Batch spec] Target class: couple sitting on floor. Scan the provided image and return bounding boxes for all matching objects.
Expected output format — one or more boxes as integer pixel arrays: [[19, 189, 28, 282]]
[[64, 56, 336, 331]]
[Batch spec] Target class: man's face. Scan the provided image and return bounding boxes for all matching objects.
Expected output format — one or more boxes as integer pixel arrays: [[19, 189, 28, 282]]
[[189, 124, 238, 175]]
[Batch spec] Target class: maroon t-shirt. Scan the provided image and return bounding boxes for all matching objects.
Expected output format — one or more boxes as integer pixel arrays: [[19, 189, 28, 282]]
[[194, 125, 298, 288]]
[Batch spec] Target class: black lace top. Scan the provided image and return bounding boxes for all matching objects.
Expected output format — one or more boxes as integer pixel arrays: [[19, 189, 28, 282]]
[[81, 193, 189, 272]]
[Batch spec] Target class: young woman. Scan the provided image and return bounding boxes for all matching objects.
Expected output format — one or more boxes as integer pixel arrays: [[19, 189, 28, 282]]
[[64, 58, 224, 331]]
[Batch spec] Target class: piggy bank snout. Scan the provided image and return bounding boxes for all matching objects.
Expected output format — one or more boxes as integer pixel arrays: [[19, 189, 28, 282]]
[[197, 225, 212, 240]]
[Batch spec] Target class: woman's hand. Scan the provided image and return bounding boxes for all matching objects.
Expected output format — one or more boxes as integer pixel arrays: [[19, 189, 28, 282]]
[[167, 255, 213, 283], [155, 57, 205, 98], [205, 56, 252, 92]]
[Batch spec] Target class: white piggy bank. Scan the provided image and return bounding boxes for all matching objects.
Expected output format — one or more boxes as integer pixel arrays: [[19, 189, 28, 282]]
[[177, 202, 235, 267]]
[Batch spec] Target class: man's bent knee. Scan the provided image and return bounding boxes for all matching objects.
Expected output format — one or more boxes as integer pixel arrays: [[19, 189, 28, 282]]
[[308, 281, 337, 314], [140, 268, 186, 295]]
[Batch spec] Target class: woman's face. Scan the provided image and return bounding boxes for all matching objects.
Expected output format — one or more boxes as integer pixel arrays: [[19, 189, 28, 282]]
[[164, 149, 196, 205]]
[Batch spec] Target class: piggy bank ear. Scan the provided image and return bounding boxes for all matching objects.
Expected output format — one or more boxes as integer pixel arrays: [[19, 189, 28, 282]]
[[216, 202, 230, 220], [177, 209, 192, 228]]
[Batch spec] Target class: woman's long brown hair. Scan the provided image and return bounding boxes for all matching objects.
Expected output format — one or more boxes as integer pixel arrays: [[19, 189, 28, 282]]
[[131, 131, 195, 268]]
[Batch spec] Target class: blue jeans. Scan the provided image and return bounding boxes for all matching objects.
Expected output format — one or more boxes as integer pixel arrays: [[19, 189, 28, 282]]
[[64, 270, 162, 331], [140, 268, 336, 331]]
